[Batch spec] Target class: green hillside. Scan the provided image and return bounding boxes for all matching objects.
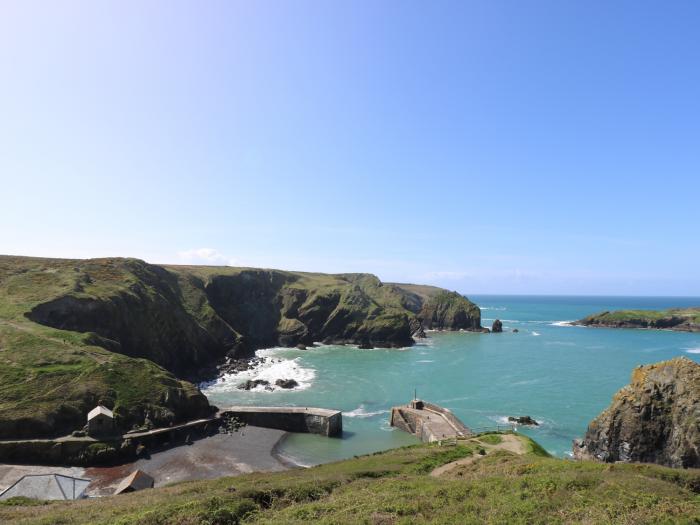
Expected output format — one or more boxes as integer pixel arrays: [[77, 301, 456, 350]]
[[2, 433, 698, 524], [0, 256, 481, 439]]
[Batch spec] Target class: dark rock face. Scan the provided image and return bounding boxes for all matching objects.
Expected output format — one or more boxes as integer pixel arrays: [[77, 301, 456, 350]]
[[275, 379, 299, 389], [508, 416, 538, 426], [492, 319, 503, 333], [573, 357, 700, 468], [415, 291, 482, 331], [237, 379, 270, 391], [513, 329, 519, 333]]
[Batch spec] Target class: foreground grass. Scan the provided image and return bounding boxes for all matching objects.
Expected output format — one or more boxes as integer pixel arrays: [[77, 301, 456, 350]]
[[2, 435, 699, 525]]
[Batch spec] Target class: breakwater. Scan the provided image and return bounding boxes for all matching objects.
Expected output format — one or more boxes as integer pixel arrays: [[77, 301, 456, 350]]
[[390, 400, 471, 443], [219, 406, 342, 437]]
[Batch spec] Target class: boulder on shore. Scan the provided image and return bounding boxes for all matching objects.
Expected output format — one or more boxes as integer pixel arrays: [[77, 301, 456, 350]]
[[492, 319, 503, 333], [508, 415, 538, 426], [573, 357, 700, 468]]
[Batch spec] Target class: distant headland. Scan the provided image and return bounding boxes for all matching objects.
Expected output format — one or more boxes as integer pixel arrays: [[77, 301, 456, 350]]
[[575, 307, 700, 332]]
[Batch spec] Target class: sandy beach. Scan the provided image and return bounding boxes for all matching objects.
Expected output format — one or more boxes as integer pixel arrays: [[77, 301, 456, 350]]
[[0, 426, 291, 498]]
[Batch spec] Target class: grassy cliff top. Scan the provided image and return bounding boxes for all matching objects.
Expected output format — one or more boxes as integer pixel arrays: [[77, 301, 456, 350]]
[[2, 433, 698, 524], [578, 307, 700, 329], [0, 255, 480, 438], [584, 308, 700, 322]]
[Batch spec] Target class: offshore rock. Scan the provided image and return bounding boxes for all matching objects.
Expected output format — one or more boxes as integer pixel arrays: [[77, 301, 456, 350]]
[[237, 379, 270, 391], [508, 415, 538, 426], [275, 379, 299, 389], [573, 357, 700, 468], [492, 319, 503, 333]]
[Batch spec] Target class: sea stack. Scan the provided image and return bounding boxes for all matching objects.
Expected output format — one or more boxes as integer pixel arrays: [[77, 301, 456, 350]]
[[573, 357, 700, 468], [492, 319, 503, 333]]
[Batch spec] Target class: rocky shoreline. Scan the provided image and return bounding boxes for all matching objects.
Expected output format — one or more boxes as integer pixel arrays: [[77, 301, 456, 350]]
[[573, 357, 700, 468]]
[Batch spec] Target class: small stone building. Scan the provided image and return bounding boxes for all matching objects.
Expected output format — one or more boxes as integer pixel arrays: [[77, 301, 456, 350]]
[[87, 406, 115, 437], [410, 399, 425, 410], [114, 470, 154, 495]]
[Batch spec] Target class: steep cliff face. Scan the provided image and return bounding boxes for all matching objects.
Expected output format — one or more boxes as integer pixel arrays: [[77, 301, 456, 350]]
[[416, 290, 481, 330], [573, 357, 700, 468], [1, 256, 480, 438], [388, 284, 482, 331]]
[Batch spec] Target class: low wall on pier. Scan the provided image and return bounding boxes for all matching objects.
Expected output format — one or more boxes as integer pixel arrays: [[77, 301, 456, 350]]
[[220, 406, 342, 437]]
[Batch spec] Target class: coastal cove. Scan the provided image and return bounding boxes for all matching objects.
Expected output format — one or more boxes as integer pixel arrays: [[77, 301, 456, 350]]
[[202, 295, 700, 464]]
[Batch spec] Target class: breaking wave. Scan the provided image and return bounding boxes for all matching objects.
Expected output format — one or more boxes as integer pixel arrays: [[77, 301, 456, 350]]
[[202, 348, 316, 394], [344, 405, 389, 419]]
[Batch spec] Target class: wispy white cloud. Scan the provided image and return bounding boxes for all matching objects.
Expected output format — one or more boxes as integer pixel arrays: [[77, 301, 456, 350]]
[[176, 248, 238, 266]]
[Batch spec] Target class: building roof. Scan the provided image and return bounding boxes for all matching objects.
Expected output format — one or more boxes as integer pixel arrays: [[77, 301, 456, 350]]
[[114, 470, 154, 495], [88, 405, 114, 421], [0, 474, 90, 501]]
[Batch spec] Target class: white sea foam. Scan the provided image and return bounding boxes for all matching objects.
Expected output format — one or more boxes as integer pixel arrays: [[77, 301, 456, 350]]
[[550, 321, 575, 327], [532, 331, 541, 336], [512, 378, 540, 386], [203, 351, 316, 394], [380, 421, 397, 432], [684, 347, 700, 354], [344, 404, 389, 419], [481, 306, 506, 311], [416, 359, 434, 363]]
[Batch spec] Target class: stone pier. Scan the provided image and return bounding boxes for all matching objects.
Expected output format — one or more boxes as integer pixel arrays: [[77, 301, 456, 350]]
[[390, 399, 471, 443]]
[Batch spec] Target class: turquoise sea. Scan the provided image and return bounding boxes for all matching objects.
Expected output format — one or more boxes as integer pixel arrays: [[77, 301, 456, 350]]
[[202, 296, 700, 466]]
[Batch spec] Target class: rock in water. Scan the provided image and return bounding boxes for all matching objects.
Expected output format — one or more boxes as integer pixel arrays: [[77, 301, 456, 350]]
[[508, 415, 538, 426], [573, 357, 700, 468], [275, 378, 299, 389], [237, 379, 270, 390], [492, 319, 503, 333]]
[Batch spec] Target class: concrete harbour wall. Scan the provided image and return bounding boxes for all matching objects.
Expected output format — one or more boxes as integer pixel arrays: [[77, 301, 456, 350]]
[[219, 407, 342, 437]]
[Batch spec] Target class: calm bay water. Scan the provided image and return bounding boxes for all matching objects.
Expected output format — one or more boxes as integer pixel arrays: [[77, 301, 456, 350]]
[[202, 295, 700, 466]]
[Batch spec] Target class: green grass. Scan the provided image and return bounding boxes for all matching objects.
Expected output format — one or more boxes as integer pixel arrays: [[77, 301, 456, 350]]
[[476, 433, 503, 445], [2, 438, 698, 525], [0, 255, 472, 437], [410, 445, 475, 473], [581, 307, 700, 326]]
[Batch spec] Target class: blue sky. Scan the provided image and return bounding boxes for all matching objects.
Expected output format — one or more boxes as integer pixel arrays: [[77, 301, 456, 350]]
[[1, 1, 699, 295]]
